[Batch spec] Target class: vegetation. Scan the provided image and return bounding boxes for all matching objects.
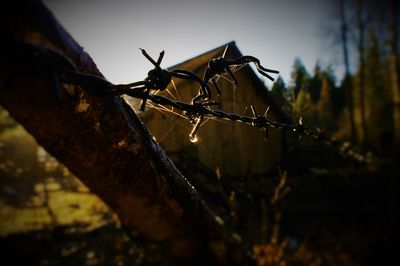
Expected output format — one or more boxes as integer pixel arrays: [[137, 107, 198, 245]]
[[0, 0, 398, 265], [271, 3, 398, 157]]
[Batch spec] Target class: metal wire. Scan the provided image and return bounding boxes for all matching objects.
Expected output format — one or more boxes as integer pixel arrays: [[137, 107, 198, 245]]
[[10, 43, 372, 164]]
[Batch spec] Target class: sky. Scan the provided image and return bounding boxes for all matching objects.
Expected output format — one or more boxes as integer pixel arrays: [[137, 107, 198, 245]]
[[43, 0, 341, 87]]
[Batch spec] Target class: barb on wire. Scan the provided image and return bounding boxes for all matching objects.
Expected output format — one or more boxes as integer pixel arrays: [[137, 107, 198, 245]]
[[99, 49, 210, 110], [201, 45, 279, 102], [10, 43, 373, 164], [138, 92, 370, 163]]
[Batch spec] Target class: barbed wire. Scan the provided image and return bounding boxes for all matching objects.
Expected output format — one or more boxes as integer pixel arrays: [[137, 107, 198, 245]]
[[9, 43, 373, 164], [120, 89, 372, 163]]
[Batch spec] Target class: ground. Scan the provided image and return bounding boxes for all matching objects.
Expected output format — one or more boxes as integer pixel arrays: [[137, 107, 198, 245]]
[[0, 112, 157, 265], [0, 107, 397, 265]]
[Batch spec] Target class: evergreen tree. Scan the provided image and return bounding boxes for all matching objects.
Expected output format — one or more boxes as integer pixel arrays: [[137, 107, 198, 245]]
[[364, 31, 393, 153], [290, 58, 310, 100], [292, 89, 316, 127], [308, 63, 322, 103], [271, 76, 288, 108], [332, 78, 346, 118], [317, 76, 334, 132], [320, 66, 345, 117]]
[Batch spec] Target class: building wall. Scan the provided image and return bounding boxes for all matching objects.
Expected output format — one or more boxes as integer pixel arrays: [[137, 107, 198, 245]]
[[141, 47, 283, 179]]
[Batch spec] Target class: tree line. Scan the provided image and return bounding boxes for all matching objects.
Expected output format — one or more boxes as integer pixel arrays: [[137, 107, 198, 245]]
[[271, 0, 399, 158]]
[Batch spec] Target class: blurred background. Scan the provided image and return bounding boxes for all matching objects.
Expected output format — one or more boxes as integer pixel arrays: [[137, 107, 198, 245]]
[[1, 0, 399, 265]]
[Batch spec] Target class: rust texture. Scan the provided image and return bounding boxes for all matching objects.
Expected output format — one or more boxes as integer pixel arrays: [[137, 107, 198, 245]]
[[0, 1, 242, 264]]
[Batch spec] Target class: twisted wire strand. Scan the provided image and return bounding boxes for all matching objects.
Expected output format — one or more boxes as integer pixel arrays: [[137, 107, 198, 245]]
[[121, 90, 371, 164], [9, 43, 373, 164]]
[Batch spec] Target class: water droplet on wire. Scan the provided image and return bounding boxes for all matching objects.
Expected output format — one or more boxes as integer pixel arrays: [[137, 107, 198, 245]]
[[189, 134, 199, 143]]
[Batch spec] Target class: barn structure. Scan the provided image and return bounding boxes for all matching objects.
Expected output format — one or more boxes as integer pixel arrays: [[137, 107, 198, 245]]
[[140, 41, 289, 185]]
